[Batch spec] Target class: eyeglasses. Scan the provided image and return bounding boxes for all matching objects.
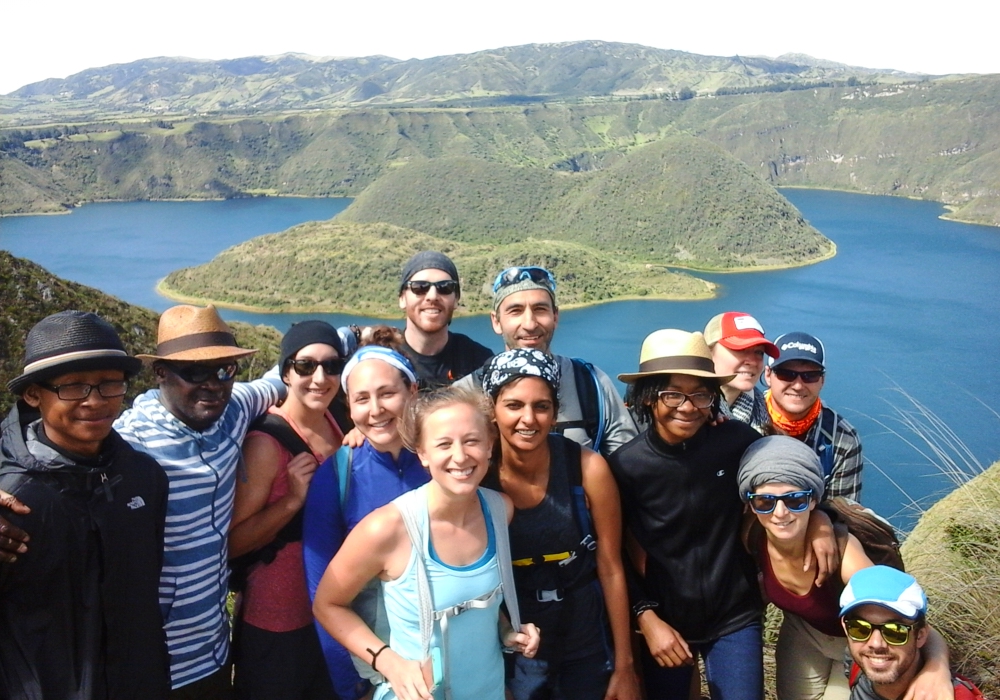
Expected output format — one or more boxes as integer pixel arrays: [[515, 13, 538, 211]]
[[288, 358, 346, 377], [843, 618, 915, 646], [163, 362, 238, 384], [38, 380, 129, 401], [656, 390, 715, 409], [746, 490, 814, 514], [492, 266, 557, 294], [404, 280, 459, 296], [771, 368, 825, 384]]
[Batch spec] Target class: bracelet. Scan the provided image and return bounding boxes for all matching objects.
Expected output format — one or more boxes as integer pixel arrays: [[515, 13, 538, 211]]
[[632, 600, 659, 619], [367, 643, 390, 673]]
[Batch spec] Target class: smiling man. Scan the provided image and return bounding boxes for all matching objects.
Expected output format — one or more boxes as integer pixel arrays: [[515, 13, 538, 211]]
[[0, 311, 170, 699], [113, 304, 285, 698], [840, 566, 983, 700], [764, 331, 864, 502], [397, 251, 494, 388]]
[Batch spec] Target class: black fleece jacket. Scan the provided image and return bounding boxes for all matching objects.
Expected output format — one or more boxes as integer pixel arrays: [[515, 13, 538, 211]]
[[0, 402, 170, 700], [608, 421, 763, 644]]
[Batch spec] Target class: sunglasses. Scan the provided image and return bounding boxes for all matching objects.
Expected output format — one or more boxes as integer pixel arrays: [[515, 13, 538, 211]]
[[404, 279, 459, 296], [771, 367, 825, 384], [164, 362, 238, 384], [492, 266, 557, 294], [657, 390, 715, 410], [288, 358, 346, 377], [843, 618, 915, 646], [746, 489, 814, 514], [38, 380, 129, 401]]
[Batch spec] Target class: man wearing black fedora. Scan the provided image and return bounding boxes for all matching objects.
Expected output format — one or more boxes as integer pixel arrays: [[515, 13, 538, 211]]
[[0, 310, 170, 699], [113, 304, 285, 698]]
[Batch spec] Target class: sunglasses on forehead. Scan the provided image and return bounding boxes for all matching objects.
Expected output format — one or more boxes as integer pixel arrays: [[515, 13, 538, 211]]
[[163, 362, 238, 384], [492, 266, 557, 294], [404, 279, 459, 296], [843, 618, 915, 646], [746, 490, 814, 514], [288, 358, 346, 377], [771, 367, 825, 384]]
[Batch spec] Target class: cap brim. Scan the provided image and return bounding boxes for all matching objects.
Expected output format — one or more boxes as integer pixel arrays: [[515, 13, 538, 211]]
[[136, 346, 258, 363], [618, 369, 737, 384], [839, 599, 922, 620], [7, 355, 144, 395], [720, 337, 780, 358]]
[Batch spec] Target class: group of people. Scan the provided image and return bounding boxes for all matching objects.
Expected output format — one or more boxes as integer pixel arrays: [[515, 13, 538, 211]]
[[0, 251, 980, 700]]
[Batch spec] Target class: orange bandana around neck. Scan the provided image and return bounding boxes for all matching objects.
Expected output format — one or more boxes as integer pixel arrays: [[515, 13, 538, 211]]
[[765, 390, 822, 437]]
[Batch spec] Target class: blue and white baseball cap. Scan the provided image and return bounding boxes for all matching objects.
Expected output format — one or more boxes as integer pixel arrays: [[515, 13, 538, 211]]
[[769, 331, 826, 369], [840, 566, 928, 620]]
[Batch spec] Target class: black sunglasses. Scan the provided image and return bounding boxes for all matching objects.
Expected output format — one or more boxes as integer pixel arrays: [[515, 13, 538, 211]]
[[404, 279, 459, 296], [288, 358, 346, 377], [38, 379, 129, 401], [746, 490, 814, 514], [843, 618, 915, 646], [771, 368, 825, 384], [163, 362, 238, 384]]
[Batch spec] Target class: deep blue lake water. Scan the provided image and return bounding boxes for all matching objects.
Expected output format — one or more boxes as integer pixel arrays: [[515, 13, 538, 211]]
[[2, 191, 998, 528]]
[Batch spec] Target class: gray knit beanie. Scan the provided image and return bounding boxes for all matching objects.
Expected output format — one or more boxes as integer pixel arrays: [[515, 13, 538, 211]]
[[737, 435, 825, 502]]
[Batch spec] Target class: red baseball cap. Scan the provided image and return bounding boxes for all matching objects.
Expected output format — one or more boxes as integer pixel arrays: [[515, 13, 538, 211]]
[[703, 312, 779, 358]]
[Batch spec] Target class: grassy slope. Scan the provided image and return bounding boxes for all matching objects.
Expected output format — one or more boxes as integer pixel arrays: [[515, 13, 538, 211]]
[[0, 251, 281, 416], [900, 461, 1000, 696], [159, 220, 715, 315], [337, 136, 832, 269], [2, 77, 998, 225]]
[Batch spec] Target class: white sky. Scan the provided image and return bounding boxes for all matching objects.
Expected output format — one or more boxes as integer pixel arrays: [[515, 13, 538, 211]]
[[2, 0, 997, 95]]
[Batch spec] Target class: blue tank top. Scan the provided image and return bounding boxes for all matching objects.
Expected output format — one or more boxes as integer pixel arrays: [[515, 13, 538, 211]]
[[375, 484, 505, 700]]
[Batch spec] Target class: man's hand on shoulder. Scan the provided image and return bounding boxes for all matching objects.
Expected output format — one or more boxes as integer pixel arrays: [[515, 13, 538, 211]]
[[0, 490, 31, 562]]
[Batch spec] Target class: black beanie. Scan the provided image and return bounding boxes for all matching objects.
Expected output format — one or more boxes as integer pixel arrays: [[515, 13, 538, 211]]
[[280, 321, 344, 371], [399, 251, 460, 296]]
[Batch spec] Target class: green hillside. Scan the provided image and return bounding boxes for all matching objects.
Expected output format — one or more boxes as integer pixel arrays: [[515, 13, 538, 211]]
[[2, 74, 998, 226], [0, 251, 282, 416], [158, 220, 715, 314], [337, 137, 832, 269]]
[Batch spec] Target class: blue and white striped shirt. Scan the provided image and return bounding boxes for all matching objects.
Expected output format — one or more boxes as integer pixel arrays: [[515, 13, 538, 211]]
[[114, 377, 282, 689]]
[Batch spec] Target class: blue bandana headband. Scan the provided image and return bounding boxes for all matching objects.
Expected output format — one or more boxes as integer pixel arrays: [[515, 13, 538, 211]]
[[482, 348, 560, 399], [342, 345, 417, 389]]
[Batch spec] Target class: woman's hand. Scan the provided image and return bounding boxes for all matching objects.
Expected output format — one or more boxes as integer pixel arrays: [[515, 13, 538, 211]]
[[604, 664, 642, 700], [503, 622, 541, 658], [638, 610, 693, 668], [378, 648, 433, 700], [285, 452, 319, 507]]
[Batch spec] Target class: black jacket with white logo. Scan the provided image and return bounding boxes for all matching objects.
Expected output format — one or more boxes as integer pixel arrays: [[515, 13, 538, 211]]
[[0, 402, 170, 700]]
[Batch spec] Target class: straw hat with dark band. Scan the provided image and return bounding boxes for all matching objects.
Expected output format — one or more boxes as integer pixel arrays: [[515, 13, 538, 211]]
[[136, 304, 257, 363], [618, 329, 736, 384], [7, 310, 143, 395]]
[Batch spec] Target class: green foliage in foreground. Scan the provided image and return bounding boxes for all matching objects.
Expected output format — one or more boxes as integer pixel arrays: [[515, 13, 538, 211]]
[[159, 221, 715, 315], [901, 461, 1000, 697], [0, 251, 281, 416], [337, 135, 832, 270]]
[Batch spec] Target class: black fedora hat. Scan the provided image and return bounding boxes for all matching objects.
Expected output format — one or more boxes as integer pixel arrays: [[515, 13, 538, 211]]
[[7, 311, 143, 395]]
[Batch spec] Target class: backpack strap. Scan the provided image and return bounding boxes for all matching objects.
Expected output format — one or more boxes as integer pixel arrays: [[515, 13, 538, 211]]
[[562, 437, 597, 554], [250, 412, 312, 457], [335, 445, 352, 509], [816, 406, 838, 481], [479, 488, 520, 634], [572, 358, 605, 452]]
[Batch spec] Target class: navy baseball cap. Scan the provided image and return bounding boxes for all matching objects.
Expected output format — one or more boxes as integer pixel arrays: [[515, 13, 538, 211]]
[[769, 332, 826, 369]]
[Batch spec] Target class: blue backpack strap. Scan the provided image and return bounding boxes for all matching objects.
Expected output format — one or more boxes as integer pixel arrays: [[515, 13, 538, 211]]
[[335, 445, 353, 508], [571, 358, 605, 454], [560, 436, 597, 552], [816, 406, 838, 481]]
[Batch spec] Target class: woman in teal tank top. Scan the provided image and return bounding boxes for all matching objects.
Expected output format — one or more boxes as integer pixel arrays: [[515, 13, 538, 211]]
[[314, 385, 541, 700]]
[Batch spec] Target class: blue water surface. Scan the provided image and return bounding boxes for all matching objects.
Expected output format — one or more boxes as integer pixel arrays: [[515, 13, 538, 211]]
[[2, 190, 998, 527]]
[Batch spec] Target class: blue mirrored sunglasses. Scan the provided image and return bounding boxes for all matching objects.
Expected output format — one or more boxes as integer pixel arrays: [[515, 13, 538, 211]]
[[746, 489, 814, 514], [492, 266, 557, 294]]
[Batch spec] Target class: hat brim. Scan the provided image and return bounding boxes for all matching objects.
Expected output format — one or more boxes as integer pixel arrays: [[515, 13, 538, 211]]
[[7, 355, 143, 395], [618, 369, 737, 384], [136, 346, 258, 363], [719, 336, 780, 358]]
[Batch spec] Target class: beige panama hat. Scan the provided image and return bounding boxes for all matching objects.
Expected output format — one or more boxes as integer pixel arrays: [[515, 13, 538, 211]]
[[136, 304, 258, 363], [618, 329, 737, 384]]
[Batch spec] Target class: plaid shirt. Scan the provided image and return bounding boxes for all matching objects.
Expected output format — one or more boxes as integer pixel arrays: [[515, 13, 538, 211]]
[[802, 406, 863, 502]]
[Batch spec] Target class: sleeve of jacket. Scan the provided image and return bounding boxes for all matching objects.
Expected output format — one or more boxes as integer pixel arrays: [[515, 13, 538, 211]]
[[302, 453, 364, 699], [594, 365, 638, 458], [230, 367, 285, 426]]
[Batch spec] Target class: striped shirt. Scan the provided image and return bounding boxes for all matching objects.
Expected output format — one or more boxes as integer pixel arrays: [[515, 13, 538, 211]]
[[114, 377, 282, 689], [720, 387, 771, 436]]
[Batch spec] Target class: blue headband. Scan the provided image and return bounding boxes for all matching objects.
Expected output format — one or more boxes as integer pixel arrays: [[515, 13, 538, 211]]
[[342, 345, 417, 388]]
